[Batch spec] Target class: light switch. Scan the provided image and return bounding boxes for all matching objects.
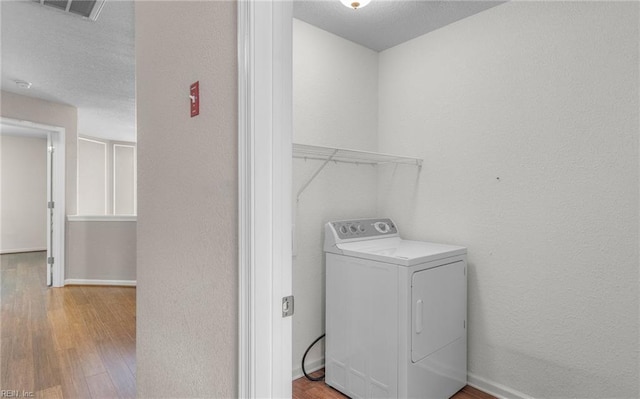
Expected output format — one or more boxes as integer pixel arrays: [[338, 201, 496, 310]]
[[190, 81, 199, 117]]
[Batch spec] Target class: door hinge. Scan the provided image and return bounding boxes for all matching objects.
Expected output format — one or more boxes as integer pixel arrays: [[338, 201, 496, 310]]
[[48, 201, 55, 209], [282, 295, 294, 318], [47, 257, 54, 265], [48, 146, 54, 153]]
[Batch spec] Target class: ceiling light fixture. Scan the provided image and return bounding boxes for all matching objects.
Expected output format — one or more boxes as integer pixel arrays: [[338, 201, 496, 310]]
[[340, 0, 371, 10], [15, 80, 32, 89]]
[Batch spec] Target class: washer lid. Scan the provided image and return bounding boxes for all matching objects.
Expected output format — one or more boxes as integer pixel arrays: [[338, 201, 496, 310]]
[[336, 237, 466, 266]]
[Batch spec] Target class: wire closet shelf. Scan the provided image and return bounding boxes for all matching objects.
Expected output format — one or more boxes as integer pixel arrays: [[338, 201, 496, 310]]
[[293, 143, 423, 202], [293, 143, 423, 167]]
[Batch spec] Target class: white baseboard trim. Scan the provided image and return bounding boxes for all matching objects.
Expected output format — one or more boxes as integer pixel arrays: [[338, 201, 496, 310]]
[[64, 279, 136, 287], [292, 365, 530, 397], [292, 358, 324, 381], [0, 247, 46, 254], [467, 372, 534, 399]]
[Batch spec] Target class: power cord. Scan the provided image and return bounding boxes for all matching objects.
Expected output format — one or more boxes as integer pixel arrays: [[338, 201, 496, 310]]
[[302, 334, 326, 381]]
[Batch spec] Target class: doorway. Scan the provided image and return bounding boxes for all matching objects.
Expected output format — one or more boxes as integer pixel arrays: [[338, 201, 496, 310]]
[[239, 1, 500, 397], [0, 117, 66, 287]]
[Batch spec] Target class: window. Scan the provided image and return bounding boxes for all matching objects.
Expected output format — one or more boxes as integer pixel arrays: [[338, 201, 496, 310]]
[[77, 137, 136, 215], [113, 144, 136, 215], [77, 138, 107, 214]]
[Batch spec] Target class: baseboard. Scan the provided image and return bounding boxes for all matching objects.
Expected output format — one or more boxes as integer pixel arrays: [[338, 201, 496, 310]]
[[291, 364, 528, 397], [64, 279, 136, 287], [292, 358, 324, 380], [467, 372, 534, 399], [0, 247, 46, 254]]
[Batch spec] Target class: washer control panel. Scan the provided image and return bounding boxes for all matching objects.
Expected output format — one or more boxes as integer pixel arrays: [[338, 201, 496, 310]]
[[331, 218, 397, 240]]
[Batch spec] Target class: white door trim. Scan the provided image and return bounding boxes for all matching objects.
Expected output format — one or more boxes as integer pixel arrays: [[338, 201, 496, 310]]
[[0, 117, 66, 287], [238, 0, 293, 397]]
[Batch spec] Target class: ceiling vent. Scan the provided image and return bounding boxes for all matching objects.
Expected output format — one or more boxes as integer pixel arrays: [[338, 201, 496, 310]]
[[33, 0, 106, 21]]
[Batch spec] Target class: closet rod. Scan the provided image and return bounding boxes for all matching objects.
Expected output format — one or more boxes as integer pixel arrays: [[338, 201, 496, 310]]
[[293, 143, 422, 166]]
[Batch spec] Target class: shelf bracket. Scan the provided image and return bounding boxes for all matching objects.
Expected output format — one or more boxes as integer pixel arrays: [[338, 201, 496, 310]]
[[296, 149, 338, 202]]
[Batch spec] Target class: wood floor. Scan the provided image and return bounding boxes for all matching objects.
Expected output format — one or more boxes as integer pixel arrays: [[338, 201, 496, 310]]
[[1, 252, 136, 399], [293, 369, 497, 399], [3, 252, 493, 399]]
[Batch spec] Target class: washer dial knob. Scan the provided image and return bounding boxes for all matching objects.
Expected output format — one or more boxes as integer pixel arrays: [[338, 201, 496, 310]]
[[374, 222, 389, 233], [339, 225, 348, 235], [349, 225, 358, 233]]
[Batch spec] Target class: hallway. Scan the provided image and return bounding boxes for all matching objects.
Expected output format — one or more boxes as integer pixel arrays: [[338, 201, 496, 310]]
[[1, 252, 136, 398]]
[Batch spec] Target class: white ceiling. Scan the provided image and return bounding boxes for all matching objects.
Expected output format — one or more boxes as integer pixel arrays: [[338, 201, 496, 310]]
[[1, 0, 135, 142], [1, 0, 501, 144], [293, 0, 505, 52]]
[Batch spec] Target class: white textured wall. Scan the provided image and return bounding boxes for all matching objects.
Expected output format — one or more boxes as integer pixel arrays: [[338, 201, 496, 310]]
[[292, 19, 379, 377], [378, 2, 639, 398], [0, 135, 47, 253], [0, 91, 77, 215], [136, 1, 237, 397], [66, 220, 136, 281]]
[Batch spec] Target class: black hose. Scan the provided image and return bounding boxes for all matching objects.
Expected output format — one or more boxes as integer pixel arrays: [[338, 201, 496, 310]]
[[302, 334, 326, 381]]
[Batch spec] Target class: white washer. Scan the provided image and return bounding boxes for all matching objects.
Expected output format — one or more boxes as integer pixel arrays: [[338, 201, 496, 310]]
[[324, 218, 467, 399]]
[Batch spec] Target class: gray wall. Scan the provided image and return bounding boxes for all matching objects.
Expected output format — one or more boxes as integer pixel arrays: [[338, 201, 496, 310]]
[[377, 2, 639, 397], [0, 135, 47, 253], [135, 1, 237, 397], [66, 220, 136, 281]]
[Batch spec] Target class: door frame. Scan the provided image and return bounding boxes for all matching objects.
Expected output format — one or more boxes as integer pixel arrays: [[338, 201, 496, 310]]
[[0, 117, 66, 287], [238, 0, 293, 397]]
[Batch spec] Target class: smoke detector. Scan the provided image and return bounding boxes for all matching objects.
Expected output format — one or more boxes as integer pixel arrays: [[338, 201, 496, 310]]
[[32, 0, 106, 21]]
